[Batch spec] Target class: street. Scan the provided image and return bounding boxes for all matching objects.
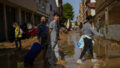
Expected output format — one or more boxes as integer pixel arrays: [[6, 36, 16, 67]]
[[0, 0, 120, 68], [0, 30, 120, 68]]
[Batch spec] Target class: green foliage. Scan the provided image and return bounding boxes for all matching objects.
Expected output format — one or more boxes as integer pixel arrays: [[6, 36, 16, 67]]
[[75, 21, 77, 26], [63, 3, 74, 21]]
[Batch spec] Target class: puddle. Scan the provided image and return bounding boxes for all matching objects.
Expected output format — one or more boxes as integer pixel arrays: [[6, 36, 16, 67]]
[[63, 31, 120, 68], [63, 32, 82, 68]]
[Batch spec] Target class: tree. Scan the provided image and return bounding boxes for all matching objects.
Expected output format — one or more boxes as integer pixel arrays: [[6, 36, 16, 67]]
[[63, 3, 74, 21], [75, 21, 78, 26]]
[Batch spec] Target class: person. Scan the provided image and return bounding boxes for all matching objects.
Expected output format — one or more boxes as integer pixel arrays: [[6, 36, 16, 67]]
[[24, 17, 48, 66], [79, 22, 83, 29], [37, 16, 49, 48], [13, 23, 23, 49], [77, 15, 104, 63], [48, 13, 65, 65]]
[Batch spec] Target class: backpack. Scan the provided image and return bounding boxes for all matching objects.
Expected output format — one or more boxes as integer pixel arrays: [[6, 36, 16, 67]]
[[20, 28, 23, 34]]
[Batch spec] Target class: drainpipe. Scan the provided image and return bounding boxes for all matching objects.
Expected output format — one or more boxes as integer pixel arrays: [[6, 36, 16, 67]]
[[104, 7, 109, 57], [104, 7, 109, 37], [3, 3, 8, 41]]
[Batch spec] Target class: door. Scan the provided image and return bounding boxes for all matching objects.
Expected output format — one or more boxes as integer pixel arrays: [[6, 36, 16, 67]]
[[0, 3, 6, 41]]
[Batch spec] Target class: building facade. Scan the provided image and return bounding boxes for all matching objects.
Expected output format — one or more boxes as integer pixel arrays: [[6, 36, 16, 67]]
[[94, 0, 120, 41], [77, 0, 120, 41], [47, 0, 59, 22], [57, 0, 63, 26], [82, 0, 88, 22], [77, 2, 84, 25], [0, 0, 59, 41], [77, 0, 96, 24]]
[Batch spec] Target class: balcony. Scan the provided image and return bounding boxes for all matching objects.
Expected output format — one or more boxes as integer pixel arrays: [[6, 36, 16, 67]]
[[96, 0, 115, 14], [7, 0, 37, 12], [37, 3, 49, 17]]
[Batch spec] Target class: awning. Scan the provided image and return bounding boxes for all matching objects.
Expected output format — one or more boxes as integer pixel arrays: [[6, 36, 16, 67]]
[[88, 3, 95, 8]]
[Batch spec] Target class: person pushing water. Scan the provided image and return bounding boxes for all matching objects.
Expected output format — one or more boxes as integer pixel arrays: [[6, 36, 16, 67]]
[[77, 15, 104, 63]]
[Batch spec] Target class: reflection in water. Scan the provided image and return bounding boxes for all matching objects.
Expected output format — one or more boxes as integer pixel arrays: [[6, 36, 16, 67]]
[[64, 32, 82, 68], [0, 49, 30, 68], [93, 63, 100, 68], [71, 32, 81, 61], [17, 62, 24, 68]]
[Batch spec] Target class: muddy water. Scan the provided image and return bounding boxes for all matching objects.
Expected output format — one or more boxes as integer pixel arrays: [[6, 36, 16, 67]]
[[0, 48, 50, 68], [0, 49, 27, 68], [0, 31, 120, 68], [64, 31, 83, 68], [0, 31, 81, 68], [64, 31, 120, 68]]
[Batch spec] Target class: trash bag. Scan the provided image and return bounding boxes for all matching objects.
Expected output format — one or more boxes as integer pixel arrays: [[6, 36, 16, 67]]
[[77, 35, 95, 48], [77, 35, 85, 48], [24, 42, 43, 65]]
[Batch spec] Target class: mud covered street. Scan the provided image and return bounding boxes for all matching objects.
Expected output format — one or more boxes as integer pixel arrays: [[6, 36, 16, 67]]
[[0, 30, 120, 68]]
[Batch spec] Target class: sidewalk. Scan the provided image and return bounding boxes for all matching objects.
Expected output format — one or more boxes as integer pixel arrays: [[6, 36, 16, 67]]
[[0, 37, 38, 49]]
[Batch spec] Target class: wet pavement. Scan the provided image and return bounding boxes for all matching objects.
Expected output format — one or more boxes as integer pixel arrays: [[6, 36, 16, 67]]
[[60, 31, 120, 68], [0, 31, 120, 68]]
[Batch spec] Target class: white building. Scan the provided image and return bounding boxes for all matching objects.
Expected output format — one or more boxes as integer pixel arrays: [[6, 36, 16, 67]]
[[90, 0, 96, 3]]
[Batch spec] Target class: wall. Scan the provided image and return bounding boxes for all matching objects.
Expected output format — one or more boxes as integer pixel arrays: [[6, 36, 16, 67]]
[[109, 2, 120, 25], [95, 0, 105, 11], [7, 0, 37, 12], [95, 0, 120, 41], [106, 25, 120, 41], [82, 0, 87, 21], [0, 3, 6, 41], [91, 9, 95, 16], [48, 0, 59, 22]]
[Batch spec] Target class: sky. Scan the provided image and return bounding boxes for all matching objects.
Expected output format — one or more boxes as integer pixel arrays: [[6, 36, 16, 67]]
[[63, 0, 82, 21]]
